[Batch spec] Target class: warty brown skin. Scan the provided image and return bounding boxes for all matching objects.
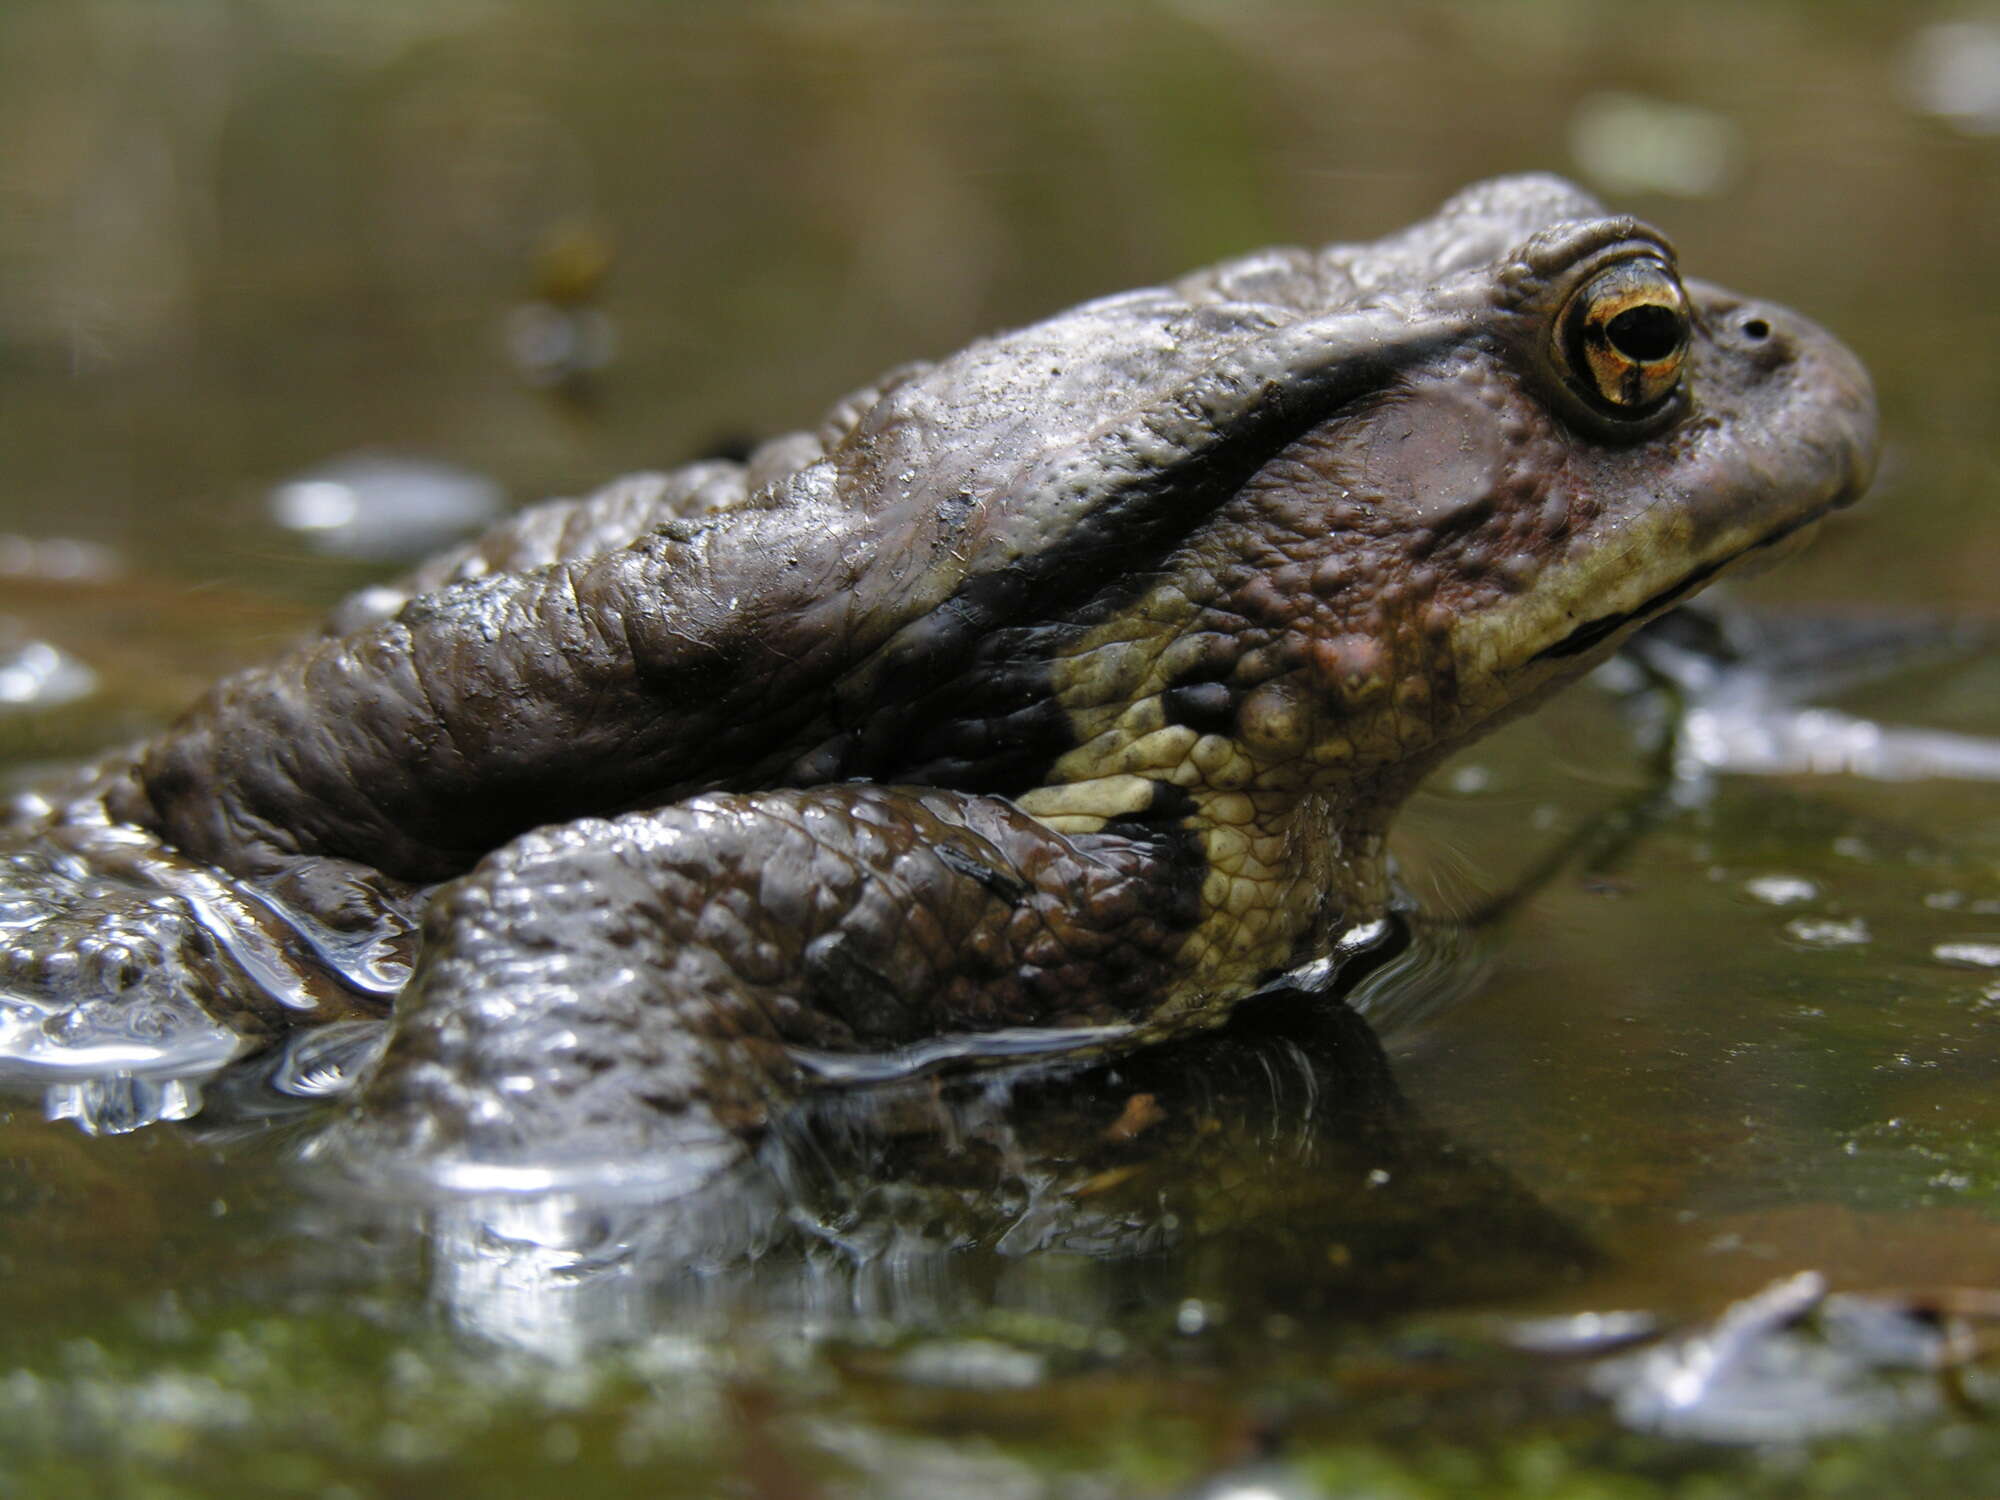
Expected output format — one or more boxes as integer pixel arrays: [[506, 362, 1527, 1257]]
[[1, 175, 1876, 1180]]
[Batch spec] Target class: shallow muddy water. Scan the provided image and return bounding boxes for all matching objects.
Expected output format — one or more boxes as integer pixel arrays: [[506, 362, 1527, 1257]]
[[1, 4, 1998, 1495]]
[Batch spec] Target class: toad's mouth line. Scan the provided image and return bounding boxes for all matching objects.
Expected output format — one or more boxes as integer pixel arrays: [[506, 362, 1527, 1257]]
[[1528, 496, 1851, 664]]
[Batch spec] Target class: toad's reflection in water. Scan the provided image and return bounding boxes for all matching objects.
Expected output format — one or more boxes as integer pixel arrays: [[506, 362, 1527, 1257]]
[[282, 960, 1593, 1360]]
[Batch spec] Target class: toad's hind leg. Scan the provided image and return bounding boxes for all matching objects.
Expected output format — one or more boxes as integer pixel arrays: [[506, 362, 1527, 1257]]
[[330, 785, 1206, 1187]]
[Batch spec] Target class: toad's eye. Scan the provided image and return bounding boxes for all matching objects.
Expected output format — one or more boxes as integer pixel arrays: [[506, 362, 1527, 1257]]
[[1556, 257, 1690, 416]]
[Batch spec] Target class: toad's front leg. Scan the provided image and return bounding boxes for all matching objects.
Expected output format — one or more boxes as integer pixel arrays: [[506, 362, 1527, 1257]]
[[330, 784, 1279, 1185]]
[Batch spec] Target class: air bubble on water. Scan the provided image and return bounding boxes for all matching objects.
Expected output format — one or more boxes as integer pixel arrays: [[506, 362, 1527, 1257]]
[[0, 633, 95, 711], [269, 454, 503, 562], [0, 536, 120, 582], [1744, 874, 1818, 907], [1784, 917, 1870, 949], [1445, 763, 1492, 795], [1569, 91, 1741, 197], [892, 1338, 1046, 1391], [1905, 19, 2000, 134], [1934, 941, 2000, 970]]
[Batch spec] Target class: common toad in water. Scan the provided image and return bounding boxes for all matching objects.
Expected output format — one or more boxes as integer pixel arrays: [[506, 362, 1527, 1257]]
[[0, 176, 1874, 1183]]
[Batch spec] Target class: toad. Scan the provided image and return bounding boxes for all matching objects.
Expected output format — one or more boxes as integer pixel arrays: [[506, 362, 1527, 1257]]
[[0, 176, 1875, 1180]]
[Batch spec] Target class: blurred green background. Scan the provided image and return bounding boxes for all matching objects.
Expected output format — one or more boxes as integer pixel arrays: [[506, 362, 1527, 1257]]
[[1, 2, 1992, 617]]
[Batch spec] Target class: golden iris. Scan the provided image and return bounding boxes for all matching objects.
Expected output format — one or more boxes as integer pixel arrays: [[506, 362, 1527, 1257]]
[[1558, 258, 1690, 416]]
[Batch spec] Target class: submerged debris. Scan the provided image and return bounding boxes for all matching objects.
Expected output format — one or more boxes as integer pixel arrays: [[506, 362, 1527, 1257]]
[[1590, 1271, 2000, 1443], [1617, 605, 2000, 789]]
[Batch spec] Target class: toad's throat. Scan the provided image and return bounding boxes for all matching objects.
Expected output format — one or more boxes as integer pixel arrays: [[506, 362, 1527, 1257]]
[[1529, 500, 1845, 664]]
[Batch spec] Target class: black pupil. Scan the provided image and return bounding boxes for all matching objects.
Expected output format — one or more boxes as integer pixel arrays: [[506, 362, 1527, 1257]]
[[1604, 303, 1683, 363]]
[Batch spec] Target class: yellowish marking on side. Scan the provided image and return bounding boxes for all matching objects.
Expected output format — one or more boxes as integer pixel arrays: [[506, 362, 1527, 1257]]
[[1014, 566, 1396, 1027], [1110, 725, 1201, 778], [1013, 774, 1155, 823]]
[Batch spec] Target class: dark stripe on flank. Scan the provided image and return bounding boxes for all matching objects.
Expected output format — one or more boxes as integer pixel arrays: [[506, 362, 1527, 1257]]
[[832, 323, 1463, 791]]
